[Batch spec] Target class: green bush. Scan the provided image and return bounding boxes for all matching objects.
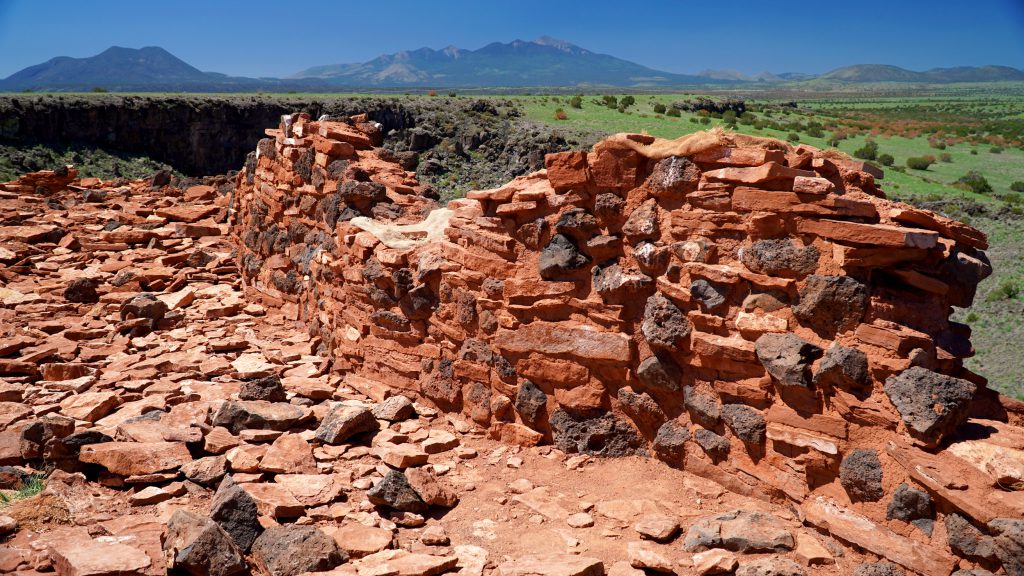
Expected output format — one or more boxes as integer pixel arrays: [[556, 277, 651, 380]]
[[787, 132, 800, 142], [652, 103, 666, 114], [1010, 181, 1024, 192], [929, 139, 947, 150], [854, 140, 879, 161], [667, 107, 681, 118], [603, 95, 617, 108], [953, 171, 993, 194], [90, 87, 108, 93], [620, 95, 635, 107], [699, 116, 710, 125], [569, 95, 583, 109], [689, 117, 698, 123], [940, 152, 952, 163], [906, 156, 934, 170], [970, 149, 978, 155], [986, 279, 1021, 302], [990, 146, 1004, 154], [877, 153, 895, 166], [1005, 193, 1023, 205]]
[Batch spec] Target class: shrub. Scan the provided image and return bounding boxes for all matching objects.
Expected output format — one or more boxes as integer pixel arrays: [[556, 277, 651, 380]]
[[91, 87, 108, 93], [603, 95, 617, 108], [689, 117, 698, 123], [986, 279, 1021, 302], [990, 146, 1004, 154], [929, 139, 947, 150], [722, 110, 737, 123], [652, 103, 666, 114], [569, 95, 582, 109], [699, 116, 711, 125], [448, 91, 457, 97], [787, 132, 800, 142], [853, 140, 879, 161], [1005, 193, 1022, 205], [906, 156, 934, 170], [667, 107, 681, 118], [940, 152, 952, 163], [970, 149, 978, 155], [427, 90, 438, 97], [877, 153, 895, 166], [1011, 181, 1024, 192], [620, 95, 635, 107], [554, 108, 567, 120], [953, 171, 993, 194]]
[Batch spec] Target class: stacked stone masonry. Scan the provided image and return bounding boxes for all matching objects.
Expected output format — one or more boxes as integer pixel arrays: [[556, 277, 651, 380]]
[[231, 113, 1024, 574]]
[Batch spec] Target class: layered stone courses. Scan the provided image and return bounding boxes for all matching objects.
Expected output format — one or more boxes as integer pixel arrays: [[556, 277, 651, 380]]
[[231, 114, 1023, 569]]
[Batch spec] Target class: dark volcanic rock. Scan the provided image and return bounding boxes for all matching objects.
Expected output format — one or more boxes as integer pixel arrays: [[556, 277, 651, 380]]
[[886, 483, 934, 534], [212, 401, 306, 434], [694, 428, 730, 461], [514, 381, 548, 427], [238, 376, 286, 402], [592, 263, 652, 299], [884, 366, 976, 446], [813, 342, 869, 391], [63, 278, 99, 304], [641, 292, 692, 350], [652, 420, 690, 466], [251, 525, 346, 576], [689, 279, 728, 311], [315, 404, 380, 445], [617, 387, 666, 431], [646, 156, 701, 198], [839, 448, 884, 502], [539, 234, 589, 279], [792, 275, 867, 335], [367, 470, 428, 513], [163, 509, 247, 576], [740, 239, 819, 278], [621, 199, 660, 241], [636, 354, 682, 392], [210, 479, 263, 552], [555, 208, 599, 237], [755, 333, 822, 388], [946, 513, 999, 562], [549, 409, 644, 457], [989, 518, 1024, 575], [684, 387, 721, 428], [721, 404, 765, 444]]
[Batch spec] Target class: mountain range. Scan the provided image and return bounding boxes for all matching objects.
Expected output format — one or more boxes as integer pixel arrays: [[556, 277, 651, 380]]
[[2, 40, 1023, 92]]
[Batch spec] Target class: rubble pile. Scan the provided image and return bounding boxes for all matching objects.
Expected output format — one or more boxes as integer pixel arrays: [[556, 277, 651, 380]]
[[231, 114, 1024, 574]]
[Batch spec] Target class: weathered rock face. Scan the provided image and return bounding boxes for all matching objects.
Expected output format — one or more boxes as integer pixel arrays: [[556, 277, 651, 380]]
[[232, 118, 1014, 562]]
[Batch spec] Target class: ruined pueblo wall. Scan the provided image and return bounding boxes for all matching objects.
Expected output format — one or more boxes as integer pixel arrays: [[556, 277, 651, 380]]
[[232, 113, 1024, 569]]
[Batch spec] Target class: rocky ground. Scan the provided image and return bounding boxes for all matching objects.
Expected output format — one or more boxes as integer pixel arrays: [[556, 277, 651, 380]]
[[0, 168, 967, 576]]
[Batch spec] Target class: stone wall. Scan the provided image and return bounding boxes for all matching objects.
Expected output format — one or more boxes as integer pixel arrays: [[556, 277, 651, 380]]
[[231, 113, 1024, 573]]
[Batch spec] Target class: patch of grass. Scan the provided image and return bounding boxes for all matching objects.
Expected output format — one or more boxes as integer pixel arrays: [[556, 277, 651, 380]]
[[0, 476, 45, 506]]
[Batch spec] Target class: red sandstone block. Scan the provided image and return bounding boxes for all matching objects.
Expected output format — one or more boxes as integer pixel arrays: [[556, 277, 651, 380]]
[[545, 151, 589, 192], [731, 188, 878, 218], [318, 122, 373, 149], [313, 136, 356, 157], [797, 218, 938, 249], [691, 147, 786, 167], [587, 148, 639, 191], [888, 206, 988, 250], [705, 162, 815, 184]]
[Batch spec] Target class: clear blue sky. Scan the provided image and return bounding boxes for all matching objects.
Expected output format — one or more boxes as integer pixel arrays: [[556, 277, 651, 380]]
[[1, 0, 1023, 78]]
